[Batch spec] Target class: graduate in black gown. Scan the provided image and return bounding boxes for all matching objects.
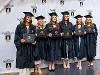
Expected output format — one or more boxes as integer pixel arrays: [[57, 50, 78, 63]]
[[34, 15, 46, 74], [14, 12, 36, 75], [73, 15, 86, 70], [59, 11, 74, 69], [45, 12, 61, 71], [84, 15, 98, 67]]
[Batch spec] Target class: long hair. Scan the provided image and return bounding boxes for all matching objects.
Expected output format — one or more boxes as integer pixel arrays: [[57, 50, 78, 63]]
[[62, 16, 69, 24], [85, 19, 93, 26], [76, 20, 84, 26], [37, 23, 44, 29], [49, 17, 60, 29], [22, 16, 33, 28], [50, 17, 58, 25]]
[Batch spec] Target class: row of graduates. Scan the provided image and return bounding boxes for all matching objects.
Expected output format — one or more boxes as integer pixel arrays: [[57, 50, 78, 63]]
[[14, 11, 98, 75]]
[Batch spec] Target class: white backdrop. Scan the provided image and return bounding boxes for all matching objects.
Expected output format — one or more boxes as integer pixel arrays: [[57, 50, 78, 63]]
[[0, 0, 100, 73]]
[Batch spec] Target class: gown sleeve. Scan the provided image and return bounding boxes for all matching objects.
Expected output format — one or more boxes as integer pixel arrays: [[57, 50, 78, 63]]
[[94, 24, 98, 41], [45, 24, 49, 34], [14, 25, 21, 51]]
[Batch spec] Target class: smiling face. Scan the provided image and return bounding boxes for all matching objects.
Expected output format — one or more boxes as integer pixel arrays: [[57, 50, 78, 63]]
[[38, 19, 45, 26], [23, 16, 32, 26], [25, 16, 32, 23], [76, 18, 83, 25], [85, 18, 93, 26], [86, 18, 92, 23], [77, 18, 82, 23], [51, 16, 57, 22], [63, 15, 69, 21]]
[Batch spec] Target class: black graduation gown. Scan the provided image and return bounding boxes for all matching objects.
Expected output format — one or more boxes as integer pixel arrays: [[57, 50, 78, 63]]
[[84, 24, 98, 58], [73, 25, 86, 59], [35, 27, 47, 60], [14, 24, 36, 69], [59, 21, 74, 59], [45, 23, 61, 61]]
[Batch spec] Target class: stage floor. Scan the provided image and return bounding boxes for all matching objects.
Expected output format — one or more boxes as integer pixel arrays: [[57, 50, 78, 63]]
[[0, 60, 100, 75]]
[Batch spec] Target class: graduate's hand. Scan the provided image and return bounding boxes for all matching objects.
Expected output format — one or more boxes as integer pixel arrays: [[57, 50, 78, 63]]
[[84, 31, 86, 34], [49, 33, 52, 37], [93, 29, 95, 32], [60, 33, 64, 36], [35, 34, 37, 36], [32, 41, 36, 45], [72, 32, 73, 35], [21, 39, 25, 43], [74, 31, 76, 34]]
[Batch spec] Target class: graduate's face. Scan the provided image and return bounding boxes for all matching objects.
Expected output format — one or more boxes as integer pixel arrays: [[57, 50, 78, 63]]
[[86, 18, 92, 23], [51, 16, 57, 22], [25, 16, 32, 23], [77, 18, 82, 23], [38, 19, 45, 26], [63, 15, 69, 21]]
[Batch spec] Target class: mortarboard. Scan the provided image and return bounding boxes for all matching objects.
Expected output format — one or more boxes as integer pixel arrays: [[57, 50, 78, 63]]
[[61, 11, 69, 15], [49, 12, 58, 16], [74, 15, 83, 19], [23, 12, 34, 17], [84, 15, 93, 18], [35, 15, 45, 20]]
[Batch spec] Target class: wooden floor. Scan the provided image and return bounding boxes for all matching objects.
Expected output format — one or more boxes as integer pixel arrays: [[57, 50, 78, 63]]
[[0, 60, 100, 75]]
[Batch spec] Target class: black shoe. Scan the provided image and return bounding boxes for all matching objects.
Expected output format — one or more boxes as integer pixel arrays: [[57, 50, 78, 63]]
[[51, 69, 55, 72], [48, 67, 52, 72]]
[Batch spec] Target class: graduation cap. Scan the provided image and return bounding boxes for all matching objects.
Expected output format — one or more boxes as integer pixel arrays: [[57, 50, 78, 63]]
[[35, 16, 45, 20], [49, 12, 58, 16], [74, 15, 83, 19], [84, 15, 93, 18], [61, 11, 69, 15], [23, 12, 34, 17]]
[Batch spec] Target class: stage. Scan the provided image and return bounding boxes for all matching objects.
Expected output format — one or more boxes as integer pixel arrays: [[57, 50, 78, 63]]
[[0, 60, 100, 75]]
